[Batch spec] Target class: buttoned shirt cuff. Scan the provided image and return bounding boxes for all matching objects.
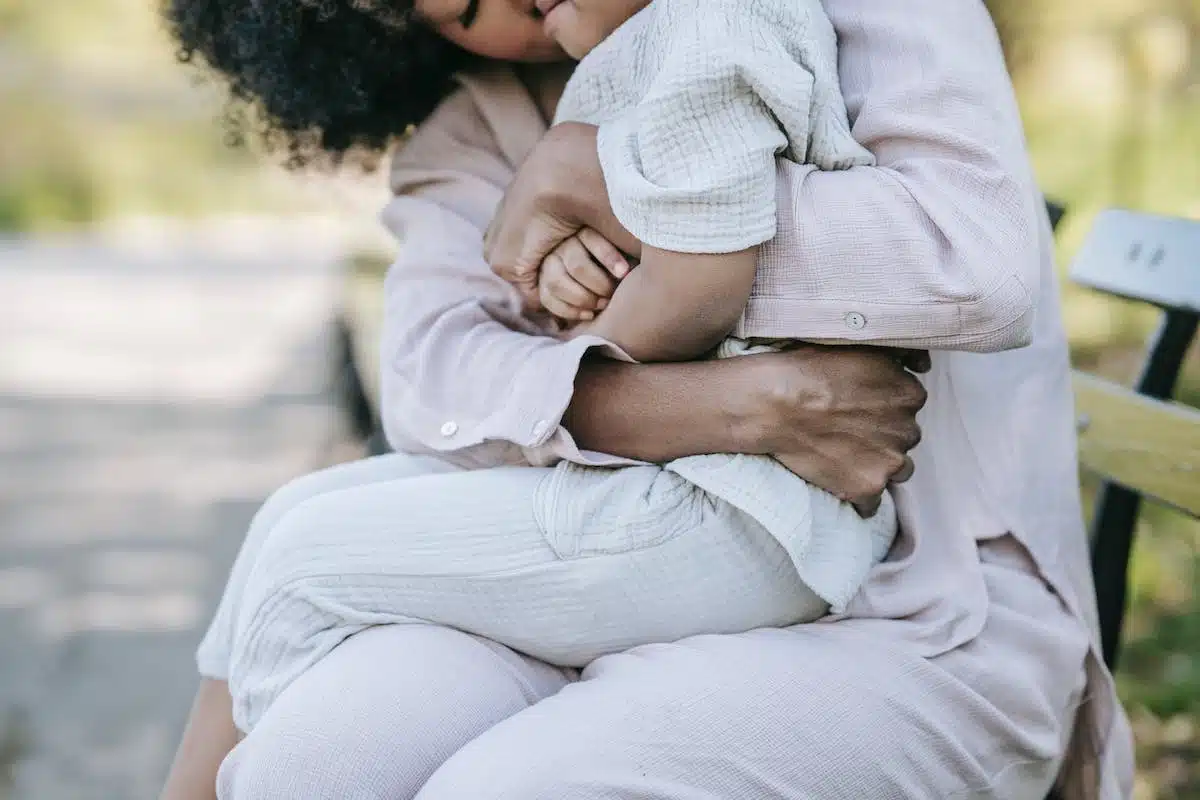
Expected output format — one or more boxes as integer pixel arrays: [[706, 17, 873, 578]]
[[399, 332, 648, 468], [515, 334, 649, 468]]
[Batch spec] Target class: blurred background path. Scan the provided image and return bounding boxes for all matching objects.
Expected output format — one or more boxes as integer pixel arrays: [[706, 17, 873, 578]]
[[0, 220, 359, 799]]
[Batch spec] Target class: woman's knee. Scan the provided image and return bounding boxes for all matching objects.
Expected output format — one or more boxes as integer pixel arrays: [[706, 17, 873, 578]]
[[221, 625, 570, 799], [216, 713, 426, 800]]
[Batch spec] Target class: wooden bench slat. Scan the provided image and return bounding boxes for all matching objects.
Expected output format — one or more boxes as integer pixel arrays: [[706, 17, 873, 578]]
[[1073, 371, 1200, 517]]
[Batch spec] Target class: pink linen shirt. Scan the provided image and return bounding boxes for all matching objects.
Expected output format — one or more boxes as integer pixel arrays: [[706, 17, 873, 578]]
[[376, 1, 1134, 796]]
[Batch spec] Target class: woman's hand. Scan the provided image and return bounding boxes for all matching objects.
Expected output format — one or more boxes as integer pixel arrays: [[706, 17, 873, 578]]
[[744, 346, 929, 517], [564, 346, 928, 517], [484, 122, 640, 310]]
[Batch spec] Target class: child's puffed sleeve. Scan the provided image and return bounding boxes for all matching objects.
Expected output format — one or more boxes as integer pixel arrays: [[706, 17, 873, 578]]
[[596, 0, 873, 255]]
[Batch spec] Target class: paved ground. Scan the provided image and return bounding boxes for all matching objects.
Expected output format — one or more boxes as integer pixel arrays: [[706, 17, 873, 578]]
[[0, 220, 363, 799]]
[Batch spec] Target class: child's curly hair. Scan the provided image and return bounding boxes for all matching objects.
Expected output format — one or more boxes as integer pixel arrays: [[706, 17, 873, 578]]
[[164, 0, 474, 166]]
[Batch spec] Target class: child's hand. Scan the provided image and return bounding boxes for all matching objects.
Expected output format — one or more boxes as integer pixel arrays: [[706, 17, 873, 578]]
[[538, 228, 631, 323]]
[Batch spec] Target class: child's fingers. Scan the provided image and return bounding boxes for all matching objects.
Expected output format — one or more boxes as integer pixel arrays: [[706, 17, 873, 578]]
[[539, 281, 593, 322], [576, 228, 630, 279], [543, 252, 606, 309], [552, 236, 619, 299], [540, 253, 603, 321]]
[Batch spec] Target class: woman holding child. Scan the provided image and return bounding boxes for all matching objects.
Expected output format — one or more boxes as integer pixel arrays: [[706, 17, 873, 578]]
[[161, 0, 1133, 797]]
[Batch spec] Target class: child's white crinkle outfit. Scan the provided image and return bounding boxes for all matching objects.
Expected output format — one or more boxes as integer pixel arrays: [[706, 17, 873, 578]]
[[214, 0, 895, 734], [552, 0, 893, 614]]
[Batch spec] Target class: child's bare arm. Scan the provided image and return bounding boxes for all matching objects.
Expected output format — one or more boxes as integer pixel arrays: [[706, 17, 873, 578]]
[[579, 245, 758, 363]]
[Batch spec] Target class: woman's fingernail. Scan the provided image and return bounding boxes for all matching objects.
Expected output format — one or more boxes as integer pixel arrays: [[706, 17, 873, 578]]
[[581, 310, 594, 320], [597, 299, 608, 309]]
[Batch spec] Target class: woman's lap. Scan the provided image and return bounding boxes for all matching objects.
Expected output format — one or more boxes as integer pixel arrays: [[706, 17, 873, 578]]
[[224, 453, 820, 730], [420, 548, 1085, 799], [209, 454, 1088, 798], [219, 537, 1087, 799], [217, 625, 575, 799]]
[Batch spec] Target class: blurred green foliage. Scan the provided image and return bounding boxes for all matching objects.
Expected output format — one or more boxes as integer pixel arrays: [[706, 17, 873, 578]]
[[998, 2, 1199, 795], [0, 0, 298, 231], [3, 0, 1198, 795]]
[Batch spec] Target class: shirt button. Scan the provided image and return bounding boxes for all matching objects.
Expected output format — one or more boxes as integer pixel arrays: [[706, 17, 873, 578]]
[[531, 420, 551, 440], [439, 421, 459, 438], [844, 311, 867, 331]]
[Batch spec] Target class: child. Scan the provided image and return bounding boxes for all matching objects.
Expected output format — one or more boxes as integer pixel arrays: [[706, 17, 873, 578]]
[[535, 0, 895, 632], [223, 0, 896, 734], [537, 0, 892, 588]]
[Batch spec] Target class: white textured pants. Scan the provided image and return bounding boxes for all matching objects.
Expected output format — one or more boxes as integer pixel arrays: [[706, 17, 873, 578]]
[[209, 454, 830, 732], [203, 454, 1088, 799]]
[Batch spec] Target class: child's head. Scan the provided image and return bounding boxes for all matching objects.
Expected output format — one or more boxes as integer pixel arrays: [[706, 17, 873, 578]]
[[165, 0, 646, 165], [428, 0, 650, 61]]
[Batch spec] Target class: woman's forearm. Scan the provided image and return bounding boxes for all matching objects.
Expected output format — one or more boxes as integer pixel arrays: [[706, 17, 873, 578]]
[[545, 123, 643, 260], [563, 356, 762, 463]]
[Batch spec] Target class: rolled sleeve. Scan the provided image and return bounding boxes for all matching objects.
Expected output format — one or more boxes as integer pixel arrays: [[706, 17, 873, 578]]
[[741, 0, 1043, 352], [595, 57, 785, 254], [594, 0, 871, 255]]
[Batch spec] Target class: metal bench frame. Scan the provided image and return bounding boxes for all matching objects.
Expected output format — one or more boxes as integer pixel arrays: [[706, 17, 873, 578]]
[[1064, 208, 1200, 669]]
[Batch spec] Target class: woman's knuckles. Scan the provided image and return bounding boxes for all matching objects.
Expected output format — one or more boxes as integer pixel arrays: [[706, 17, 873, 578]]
[[902, 424, 923, 451], [904, 381, 929, 410], [883, 450, 908, 476]]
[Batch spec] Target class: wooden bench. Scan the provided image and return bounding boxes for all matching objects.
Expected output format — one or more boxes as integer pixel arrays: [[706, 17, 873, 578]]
[[1065, 208, 1200, 670]]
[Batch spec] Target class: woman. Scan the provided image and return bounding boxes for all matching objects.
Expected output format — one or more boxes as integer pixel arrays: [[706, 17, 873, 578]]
[[161, 0, 1133, 797]]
